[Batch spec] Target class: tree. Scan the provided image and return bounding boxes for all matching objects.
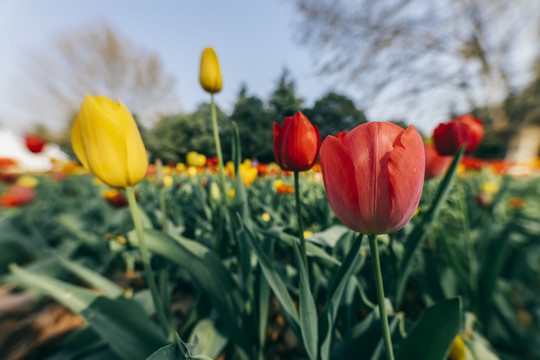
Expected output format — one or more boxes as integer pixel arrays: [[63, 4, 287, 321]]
[[293, 0, 540, 131], [302, 92, 367, 139], [16, 22, 179, 132], [269, 69, 304, 121], [231, 85, 275, 162], [145, 103, 231, 163]]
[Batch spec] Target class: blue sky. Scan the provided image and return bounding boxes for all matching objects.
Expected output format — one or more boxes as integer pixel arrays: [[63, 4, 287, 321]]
[[0, 0, 342, 133]]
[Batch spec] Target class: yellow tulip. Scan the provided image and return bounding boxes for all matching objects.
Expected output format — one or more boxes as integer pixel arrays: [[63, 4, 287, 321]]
[[71, 94, 148, 188], [199, 47, 223, 94], [186, 151, 207, 167], [239, 162, 258, 186], [448, 334, 465, 360], [163, 175, 174, 187], [16, 175, 39, 188]]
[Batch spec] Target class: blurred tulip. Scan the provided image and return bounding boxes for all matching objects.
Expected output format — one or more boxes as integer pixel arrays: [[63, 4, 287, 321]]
[[102, 189, 129, 208], [480, 181, 499, 195], [433, 114, 484, 155], [475, 193, 493, 208], [239, 162, 258, 185], [24, 134, 46, 153], [274, 111, 321, 172], [199, 47, 223, 94], [0, 185, 35, 207], [321, 122, 425, 234], [163, 175, 174, 187], [424, 143, 453, 180], [71, 94, 148, 188], [153, 159, 165, 186], [15, 175, 39, 188], [448, 334, 466, 360], [186, 151, 207, 167]]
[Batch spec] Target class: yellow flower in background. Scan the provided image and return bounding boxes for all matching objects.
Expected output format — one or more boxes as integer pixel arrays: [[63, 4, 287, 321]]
[[176, 162, 186, 172], [274, 179, 284, 190], [163, 175, 174, 187], [481, 181, 500, 195], [303, 230, 313, 239], [186, 166, 198, 177], [186, 151, 207, 167], [210, 181, 221, 201], [199, 47, 223, 94], [228, 189, 235, 198], [261, 212, 271, 222], [239, 162, 258, 186], [448, 334, 465, 360], [16, 175, 39, 188], [71, 94, 148, 188]]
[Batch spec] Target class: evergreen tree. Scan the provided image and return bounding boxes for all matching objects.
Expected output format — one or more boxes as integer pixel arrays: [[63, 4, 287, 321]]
[[269, 69, 304, 121], [231, 84, 275, 162]]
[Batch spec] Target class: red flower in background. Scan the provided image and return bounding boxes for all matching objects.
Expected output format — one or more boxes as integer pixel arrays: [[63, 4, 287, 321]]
[[0, 185, 36, 207], [321, 122, 425, 234], [432, 115, 483, 155], [424, 143, 453, 180], [273, 111, 321, 172], [24, 134, 47, 153]]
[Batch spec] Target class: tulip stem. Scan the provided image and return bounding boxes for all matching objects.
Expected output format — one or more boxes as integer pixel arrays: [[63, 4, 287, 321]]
[[368, 234, 394, 360], [294, 171, 309, 284], [210, 94, 227, 200], [126, 187, 171, 340]]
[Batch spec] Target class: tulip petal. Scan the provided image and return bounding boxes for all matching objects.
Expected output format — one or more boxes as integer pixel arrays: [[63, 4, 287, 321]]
[[71, 116, 90, 171], [321, 136, 364, 232], [117, 99, 148, 186], [386, 125, 425, 233], [79, 95, 130, 188], [341, 122, 403, 233]]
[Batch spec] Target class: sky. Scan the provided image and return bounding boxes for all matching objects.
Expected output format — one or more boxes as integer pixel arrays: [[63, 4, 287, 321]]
[[0, 0, 344, 134], [0, 1, 537, 138]]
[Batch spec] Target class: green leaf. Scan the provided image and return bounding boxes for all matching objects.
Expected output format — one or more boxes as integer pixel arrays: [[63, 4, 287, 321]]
[[263, 228, 341, 269], [147, 345, 180, 360], [9, 264, 167, 360], [396, 146, 464, 307], [395, 297, 462, 360], [242, 224, 300, 334], [293, 241, 318, 360], [188, 318, 228, 358], [319, 234, 365, 360], [57, 255, 124, 298], [127, 229, 254, 359]]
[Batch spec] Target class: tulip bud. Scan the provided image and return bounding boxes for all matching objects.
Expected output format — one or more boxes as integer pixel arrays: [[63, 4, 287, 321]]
[[71, 94, 148, 188], [186, 151, 207, 167], [24, 134, 46, 153], [154, 158, 165, 187], [273, 112, 321, 172], [433, 115, 484, 155], [199, 48, 223, 94], [424, 143, 453, 180], [321, 122, 425, 234]]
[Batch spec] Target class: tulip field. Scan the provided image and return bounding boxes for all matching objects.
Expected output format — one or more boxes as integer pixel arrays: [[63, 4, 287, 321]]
[[0, 48, 539, 360], [0, 142, 539, 360]]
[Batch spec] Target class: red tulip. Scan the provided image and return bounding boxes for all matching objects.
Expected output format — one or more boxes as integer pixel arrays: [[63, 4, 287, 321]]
[[0, 185, 36, 207], [24, 134, 47, 153], [424, 143, 453, 180], [273, 111, 321, 172], [321, 122, 425, 234], [432, 115, 483, 155]]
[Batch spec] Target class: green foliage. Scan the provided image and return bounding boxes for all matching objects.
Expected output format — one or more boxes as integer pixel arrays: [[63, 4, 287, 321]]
[[145, 103, 231, 163], [230, 85, 275, 162], [268, 68, 304, 120], [302, 92, 367, 140]]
